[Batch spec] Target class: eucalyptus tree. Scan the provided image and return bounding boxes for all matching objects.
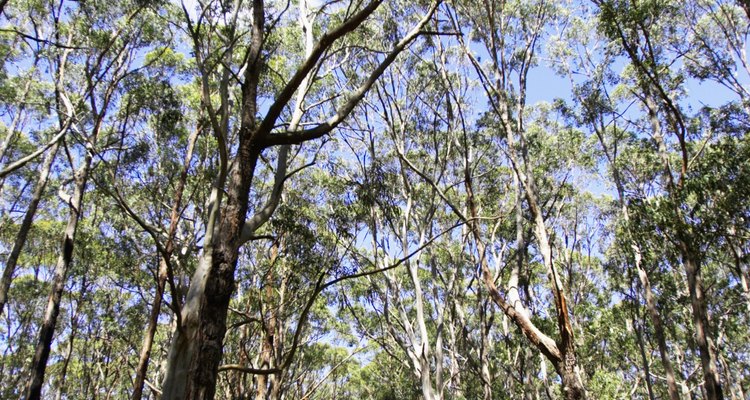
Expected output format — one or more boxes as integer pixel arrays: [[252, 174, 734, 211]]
[[594, 1, 750, 398], [212, 157, 367, 399], [0, 0, 114, 397], [158, 0, 441, 397], [0, 0, 174, 398], [679, 0, 750, 317], [420, 1, 594, 397], [1, 0, 749, 398], [0, 0, 75, 317], [550, 8, 688, 397], [339, 56, 471, 399], [117, 58, 202, 400]]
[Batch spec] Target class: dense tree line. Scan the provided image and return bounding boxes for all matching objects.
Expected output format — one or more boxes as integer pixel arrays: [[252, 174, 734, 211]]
[[0, 0, 748, 399]]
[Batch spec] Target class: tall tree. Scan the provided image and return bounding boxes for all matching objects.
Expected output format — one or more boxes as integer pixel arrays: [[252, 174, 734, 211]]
[[160, 0, 440, 398], [18, 1, 166, 397]]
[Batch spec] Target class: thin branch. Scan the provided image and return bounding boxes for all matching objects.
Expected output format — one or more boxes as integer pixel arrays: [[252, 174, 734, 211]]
[[260, 1, 441, 147], [0, 28, 89, 50], [219, 220, 463, 376], [254, 0, 386, 137], [0, 123, 69, 179]]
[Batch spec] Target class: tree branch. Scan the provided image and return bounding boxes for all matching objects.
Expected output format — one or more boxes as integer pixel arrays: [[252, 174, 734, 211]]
[[255, 0, 386, 137], [260, 0, 441, 148], [239, 145, 290, 243], [0, 124, 69, 179]]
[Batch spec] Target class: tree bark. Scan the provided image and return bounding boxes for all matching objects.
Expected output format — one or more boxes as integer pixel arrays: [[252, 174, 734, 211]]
[[255, 241, 279, 400], [614, 17, 726, 397], [462, 143, 582, 398], [590, 84, 683, 400], [508, 120, 585, 400], [160, 145, 260, 400], [54, 276, 85, 400], [634, 312, 656, 400], [159, 0, 437, 396], [478, 290, 492, 400], [635, 252, 681, 400]]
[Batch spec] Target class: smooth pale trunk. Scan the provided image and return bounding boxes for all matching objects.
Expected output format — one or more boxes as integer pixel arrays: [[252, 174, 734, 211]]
[[161, 142, 260, 399], [160, 253, 214, 399], [636, 258, 681, 400]]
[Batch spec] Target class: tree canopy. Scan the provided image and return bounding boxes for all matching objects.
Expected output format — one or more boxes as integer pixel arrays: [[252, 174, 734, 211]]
[[0, 0, 748, 399]]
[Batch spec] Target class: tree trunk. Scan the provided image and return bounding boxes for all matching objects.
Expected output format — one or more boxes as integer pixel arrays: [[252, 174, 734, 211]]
[[159, 250, 238, 400], [25, 150, 92, 400], [254, 334, 270, 400], [407, 253, 436, 400], [0, 141, 58, 316], [255, 242, 279, 400], [160, 140, 261, 399], [160, 0, 267, 395], [132, 126, 200, 400], [635, 253, 681, 400], [560, 351, 585, 400], [458, 133, 581, 399], [633, 313, 656, 400], [597, 105, 682, 400], [269, 253, 289, 400], [132, 261, 169, 400], [158, 0, 433, 395], [478, 289, 492, 400], [681, 246, 724, 400], [54, 276, 84, 400], [512, 142, 585, 400]]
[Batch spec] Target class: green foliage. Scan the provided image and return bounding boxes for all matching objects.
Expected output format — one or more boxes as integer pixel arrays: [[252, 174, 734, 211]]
[[0, 0, 748, 398]]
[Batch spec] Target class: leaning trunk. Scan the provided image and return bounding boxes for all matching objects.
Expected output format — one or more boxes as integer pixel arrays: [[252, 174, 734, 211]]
[[633, 313, 656, 400], [636, 254, 681, 400], [132, 263, 169, 400], [54, 276, 84, 400], [0, 142, 59, 316]]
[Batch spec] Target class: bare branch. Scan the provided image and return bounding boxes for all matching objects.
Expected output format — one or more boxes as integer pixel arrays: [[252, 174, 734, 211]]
[[255, 0, 385, 137], [0, 124, 69, 179], [260, 1, 441, 147]]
